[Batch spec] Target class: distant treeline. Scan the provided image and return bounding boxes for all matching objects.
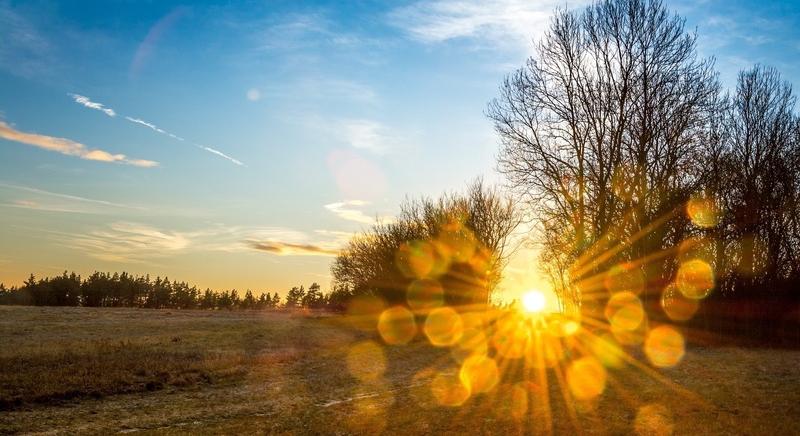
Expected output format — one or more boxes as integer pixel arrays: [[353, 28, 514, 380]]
[[0, 271, 352, 311]]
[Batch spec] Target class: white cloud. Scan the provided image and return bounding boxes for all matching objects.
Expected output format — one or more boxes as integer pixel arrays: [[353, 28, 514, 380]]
[[64, 222, 348, 262], [70, 222, 190, 263], [124, 115, 244, 166], [390, 0, 589, 50], [125, 116, 169, 135], [0, 120, 158, 167], [325, 200, 375, 224], [66, 94, 244, 167], [341, 119, 396, 154], [69, 93, 116, 117], [197, 145, 245, 166]]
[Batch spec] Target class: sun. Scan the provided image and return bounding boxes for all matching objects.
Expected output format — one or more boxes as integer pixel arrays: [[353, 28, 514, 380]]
[[521, 290, 547, 313]]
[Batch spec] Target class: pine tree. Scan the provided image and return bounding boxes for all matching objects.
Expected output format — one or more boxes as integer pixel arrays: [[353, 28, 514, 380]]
[[284, 286, 305, 308], [242, 290, 256, 309], [302, 282, 323, 308]]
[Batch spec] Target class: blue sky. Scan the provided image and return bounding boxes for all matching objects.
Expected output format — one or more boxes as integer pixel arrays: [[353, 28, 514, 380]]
[[1, 0, 798, 298]]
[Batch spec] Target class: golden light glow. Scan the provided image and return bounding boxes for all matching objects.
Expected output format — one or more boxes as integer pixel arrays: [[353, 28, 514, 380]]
[[592, 333, 625, 368], [521, 289, 547, 313], [661, 284, 700, 321], [450, 327, 488, 362], [377, 306, 417, 345], [424, 306, 464, 347], [346, 340, 386, 382], [605, 291, 645, 331], [604, 263, 645, 295], [492, 316, 529, 359], [566, 356, 607, 400], [676, 259, 715, 299], [459, 354, 499, 394], [431, 371, 470, 407], [510, 383, 529, 419], [635, 404, 674, 436], [644, 325, 685, 368], [396, 240, 437, 279], [407, 278, 444, 310], [355, 206, 711, 428], [686, 196, 720, 228], [346, 295, 387, 331]]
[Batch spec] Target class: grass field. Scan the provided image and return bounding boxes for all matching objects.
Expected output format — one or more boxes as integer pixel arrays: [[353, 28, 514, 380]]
[[1, 305, 798, 435]]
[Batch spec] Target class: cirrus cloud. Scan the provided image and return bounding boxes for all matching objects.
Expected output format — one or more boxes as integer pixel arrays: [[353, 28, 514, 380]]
[[68, 93, 116, 117], [0, 120, 158, 167]]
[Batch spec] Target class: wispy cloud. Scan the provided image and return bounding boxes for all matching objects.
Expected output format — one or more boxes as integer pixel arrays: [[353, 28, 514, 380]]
[[68, 93, 116, 117], [62, 221, 347, 262], [70, 222, 190, 263], [2, 199, 88, 214], [0, 182, 145, 212], [325, 200, 392, 224], [197, 145, 245, 166], [389, 0, 588, 50], [124, 116, 244, 166], [342, 119, 392, 154], [67, 94, 244, 166], [258, 13, 384, 52], [125, 116, 170, 136], [0, 2, 53, 79], [0, 120, 158, 167], [247, 240, 339, 256]]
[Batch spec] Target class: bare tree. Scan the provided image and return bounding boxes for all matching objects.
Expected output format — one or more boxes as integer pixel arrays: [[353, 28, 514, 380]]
[[487, 0, 719, 307], [720, 66, 800, 293], [331, 180, 520, 307]]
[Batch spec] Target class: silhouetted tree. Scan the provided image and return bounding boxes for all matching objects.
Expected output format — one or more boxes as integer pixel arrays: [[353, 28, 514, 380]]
[[242, 290, 256, 309], [488, 0, 719, 310], [284, 286, 305, 308], [302, 283, 323, 308], [332, 179, 520, 306]]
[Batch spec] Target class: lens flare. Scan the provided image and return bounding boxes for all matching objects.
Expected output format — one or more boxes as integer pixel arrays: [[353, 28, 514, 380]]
[[676, 259, 714, 299], [424, 307, 464, 347], [492, 316, 529, 359], [635, 403, 674, 436], [346, 340, 386, 382], [591, 333, 625, 369], [377, 306, 417, 345], [522, 290, 547, 313], [604, 263, 645, 295], [396, 240, 437, 278], [451, 327, 488, 362], [686, 196, 719, 228], [566, 356, 607, 400], [510, 383, 529, 419], [644, 325, 685, 368], [459, 354, 499, 394], [431, 372, 470, 407], [407, 279, 445, 311], [661, 284, 699, 321], [525, 333, 565, 369], [605, 291, 645, 331], [547, 314, 581, 337], [437, 220, 477, 263], [346, 295, 387, 331]]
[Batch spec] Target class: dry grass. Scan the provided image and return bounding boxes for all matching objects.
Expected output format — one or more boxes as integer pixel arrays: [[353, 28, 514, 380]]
[[0, 306, 798, 435]]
